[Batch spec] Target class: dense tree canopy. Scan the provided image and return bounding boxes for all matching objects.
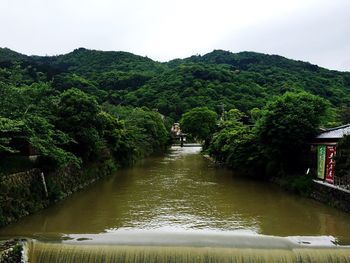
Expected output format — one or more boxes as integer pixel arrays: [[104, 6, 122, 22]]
[[335, 135, 350, 178], [255, 92, 330, 175], [55, 88, 101, 160], [0, 117, 24, 154], [180, 107, 218, 147], [0, 67, 170, 175], [0, 47, 349, 176], [209, 92, 331, 177], [1, 48, 349, 122]]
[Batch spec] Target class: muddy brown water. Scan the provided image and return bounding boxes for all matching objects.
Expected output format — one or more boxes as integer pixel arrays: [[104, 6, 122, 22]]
[[1, 146, 350, 247]]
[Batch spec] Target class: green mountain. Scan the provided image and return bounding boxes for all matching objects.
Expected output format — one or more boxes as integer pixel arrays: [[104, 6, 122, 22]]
[[1, 47, 349, 120]]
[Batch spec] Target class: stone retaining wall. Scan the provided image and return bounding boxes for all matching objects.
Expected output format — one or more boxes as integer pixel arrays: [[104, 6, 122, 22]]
[[0, 240, 22, 263], [0, 159, 116, 227], [310, 180, 350, 213], [0, 169, 45, 226]]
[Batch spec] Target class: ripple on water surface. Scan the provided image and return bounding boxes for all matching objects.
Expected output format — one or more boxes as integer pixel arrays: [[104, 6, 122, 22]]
[[0, 146, 350, 246]]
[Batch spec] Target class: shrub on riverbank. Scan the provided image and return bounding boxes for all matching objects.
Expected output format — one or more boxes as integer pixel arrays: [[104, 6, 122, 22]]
[[180, 107, 218, 149], [208, 92, 331, 178], [335, 135, 350, 178], [104, 105, 171, 164], [0, 82, 170, 175], [0, 82, 170, 227], [273, 175, 314, 196]]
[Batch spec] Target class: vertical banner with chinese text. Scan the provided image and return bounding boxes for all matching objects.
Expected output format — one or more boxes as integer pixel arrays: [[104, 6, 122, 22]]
[[317, 145, 326, 180], [325, 145, 336, 184]]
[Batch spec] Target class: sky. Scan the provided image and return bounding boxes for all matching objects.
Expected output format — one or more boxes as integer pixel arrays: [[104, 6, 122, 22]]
[[1, 0, 349, 71]]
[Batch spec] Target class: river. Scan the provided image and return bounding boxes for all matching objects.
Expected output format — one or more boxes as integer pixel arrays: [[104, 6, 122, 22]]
[[1, 146, 350, 261]]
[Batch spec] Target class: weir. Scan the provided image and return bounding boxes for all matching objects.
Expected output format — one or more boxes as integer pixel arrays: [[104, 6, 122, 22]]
[[25, 231, 350, 263], [27, 242, 350, 263]]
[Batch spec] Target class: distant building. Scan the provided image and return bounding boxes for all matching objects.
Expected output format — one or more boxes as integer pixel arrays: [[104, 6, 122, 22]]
[[171, 123, 181, 137], [171, 123, 187, 146], [312, 124, 350, 185]]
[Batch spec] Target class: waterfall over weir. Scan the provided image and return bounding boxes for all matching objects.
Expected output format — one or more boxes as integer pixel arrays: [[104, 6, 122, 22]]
[[26, 243, 350, 263], [24, 231, 350, 263]]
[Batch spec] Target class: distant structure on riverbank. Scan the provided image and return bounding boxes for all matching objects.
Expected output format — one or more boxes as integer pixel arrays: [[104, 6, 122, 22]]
[[171, 123, 187, 147], [312, 124, 350, 189], [171, 123, 181, 137]]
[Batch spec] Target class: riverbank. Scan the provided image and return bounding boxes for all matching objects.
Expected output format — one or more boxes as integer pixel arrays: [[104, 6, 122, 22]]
[[269, 175, 350, 213], [0, 240, 22, 263], [0, 158, 117, 228], [205, 152, 350, 214]]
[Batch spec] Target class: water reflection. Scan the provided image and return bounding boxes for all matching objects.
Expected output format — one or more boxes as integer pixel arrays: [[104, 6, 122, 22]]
[[0, 146, 350, 244]]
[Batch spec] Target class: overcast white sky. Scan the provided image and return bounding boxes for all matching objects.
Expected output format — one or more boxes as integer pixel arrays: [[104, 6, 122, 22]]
[[1, 0, 349, 71]]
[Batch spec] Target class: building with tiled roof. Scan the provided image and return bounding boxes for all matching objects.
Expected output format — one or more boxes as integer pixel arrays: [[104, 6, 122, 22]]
[[312, 124, 350, 185], [315, 124, 350, 141]]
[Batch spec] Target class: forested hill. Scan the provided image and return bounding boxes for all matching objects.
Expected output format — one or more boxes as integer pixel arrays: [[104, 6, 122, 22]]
[[1, 47, 350, 120]]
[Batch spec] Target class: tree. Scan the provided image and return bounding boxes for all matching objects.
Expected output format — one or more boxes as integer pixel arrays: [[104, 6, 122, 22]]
[[180, 107, 218, 147], [339, 106, 350, 124], [96, 111, 136, 166], [0, 117, 24, 153], [55, 88, 101, 160], [25, 115, 80, 168], [335, 135, 350, 177], [209, 108, 264, 176], [255, 92, 330, 175], [105, 105, 170, 159]]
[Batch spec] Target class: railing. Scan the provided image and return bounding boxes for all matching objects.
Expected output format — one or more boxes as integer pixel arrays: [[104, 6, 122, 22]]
[[334, 175, 350, 191]]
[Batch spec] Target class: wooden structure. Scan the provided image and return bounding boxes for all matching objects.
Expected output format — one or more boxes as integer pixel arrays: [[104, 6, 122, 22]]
[[312, 124, 350, 186]]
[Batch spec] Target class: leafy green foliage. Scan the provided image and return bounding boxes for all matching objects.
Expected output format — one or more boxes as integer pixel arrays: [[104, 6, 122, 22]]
[[2, 48, 349, 122], [338, 107, 350, 124], [255, 92, 330, 174], [0, 81, 170, 174], [181, 50, 350, 107], [124, 63, 266, 120], [105, 105, 170, 163], [335, 135, 350, 177], [52, 73, 108, 101], [209, 92, 330, 177], [0, 82, 79, 169], [97, 111, 136, 166], [208, 108, 263, 175], [0, 47, 348, 177], [0, 117, 24, 153], [180, 107, 218, 147], [26, 115, 80, 167], [55, 88, 101, 160]]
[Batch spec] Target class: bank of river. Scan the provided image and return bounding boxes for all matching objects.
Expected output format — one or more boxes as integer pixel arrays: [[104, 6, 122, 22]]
[[1, 146, 350, 246]]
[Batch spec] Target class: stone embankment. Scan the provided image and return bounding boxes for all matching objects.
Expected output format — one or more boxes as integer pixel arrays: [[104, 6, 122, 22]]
[[0, 159, 116, 227], [0, 240, 22, 263], [311, 180, 350, 213]]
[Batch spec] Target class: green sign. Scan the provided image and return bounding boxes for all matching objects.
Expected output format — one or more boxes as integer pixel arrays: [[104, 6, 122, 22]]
[[317, 145, 326, 179]]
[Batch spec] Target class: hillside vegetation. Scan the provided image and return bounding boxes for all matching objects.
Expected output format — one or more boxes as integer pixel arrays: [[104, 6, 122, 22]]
[[0, 47, 349, 174]]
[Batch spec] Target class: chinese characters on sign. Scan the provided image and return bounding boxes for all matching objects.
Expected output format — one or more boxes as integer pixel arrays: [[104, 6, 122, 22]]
[[317, 145, 326, 180], [325, 145, 336, 184]]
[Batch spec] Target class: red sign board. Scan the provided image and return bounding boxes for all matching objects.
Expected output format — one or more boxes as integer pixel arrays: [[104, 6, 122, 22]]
[[325, 146, 336, 184]]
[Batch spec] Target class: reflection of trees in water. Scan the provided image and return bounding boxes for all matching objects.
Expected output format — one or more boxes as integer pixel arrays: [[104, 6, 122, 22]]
[[1, 147, 350, 244]]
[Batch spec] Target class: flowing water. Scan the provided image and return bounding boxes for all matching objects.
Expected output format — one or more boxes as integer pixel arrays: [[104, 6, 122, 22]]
[[1, 146, 350, 262]]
